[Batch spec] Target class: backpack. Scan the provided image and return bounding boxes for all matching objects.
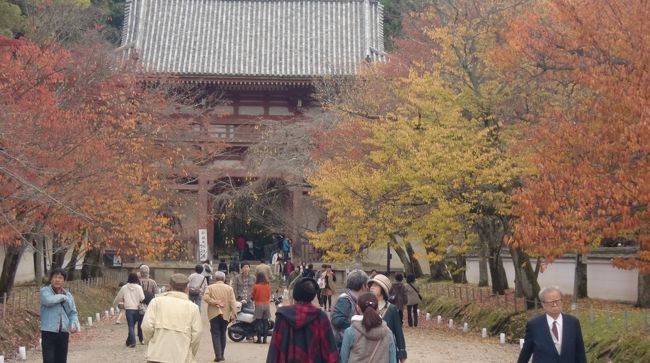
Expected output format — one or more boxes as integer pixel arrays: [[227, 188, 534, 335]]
[[333, 292, 360, 345]]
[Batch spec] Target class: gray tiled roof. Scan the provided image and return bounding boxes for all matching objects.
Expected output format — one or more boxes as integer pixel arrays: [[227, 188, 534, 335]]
[[121, 0, 385, 78]]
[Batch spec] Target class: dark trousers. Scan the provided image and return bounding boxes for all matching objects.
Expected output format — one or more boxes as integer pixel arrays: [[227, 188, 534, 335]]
[[256, 318, 268, 343], [398, 308, 404, 326], [42, 331, 69, 363], [322, 295, 332, 310], [125, 309, 140, 346], [210, 316, 228, 360], [407, 304, 419, 327], [137, 312, 144, 342]]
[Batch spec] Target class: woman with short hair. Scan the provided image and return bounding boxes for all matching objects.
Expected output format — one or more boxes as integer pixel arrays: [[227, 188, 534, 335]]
[[40, 268, 80, 363], [368, 274, 407, 362]]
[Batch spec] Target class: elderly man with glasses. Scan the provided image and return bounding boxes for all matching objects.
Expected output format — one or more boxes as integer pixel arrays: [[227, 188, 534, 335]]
[[517, 286, 587, 363]]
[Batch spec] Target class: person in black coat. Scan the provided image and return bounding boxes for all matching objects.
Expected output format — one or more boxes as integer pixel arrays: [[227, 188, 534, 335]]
[[517, 286, 587, 363]]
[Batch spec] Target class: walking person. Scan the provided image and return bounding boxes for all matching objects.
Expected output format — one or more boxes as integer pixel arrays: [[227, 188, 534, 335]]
[[40, 268, 80, 363], [403, 274, 421, 327], [203, 271, 237, 362], [252, 272, 272, 344], [517, 286, 587, 363], [266, 277, 339, 363], [368, 274, 408, 362], [142, 273, 202, 363], [202, 259, 214, 284], [389, 274, 408, 326], [331, 269, 369, 347], [139, 264, 158, 344], [320, 264, 336, 312], [187, 264, 208, 310], [256, 259, 273, 282], [113, 272, 145, 347], [339, 292, 397, 363]]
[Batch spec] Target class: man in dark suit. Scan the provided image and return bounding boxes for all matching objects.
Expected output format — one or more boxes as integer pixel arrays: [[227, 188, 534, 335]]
[[517, 286, 587, 363]]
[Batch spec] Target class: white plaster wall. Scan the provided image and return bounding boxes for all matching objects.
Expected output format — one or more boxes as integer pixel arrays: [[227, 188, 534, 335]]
[[0, 246, 36, 284], [466, 257, 638, 302]]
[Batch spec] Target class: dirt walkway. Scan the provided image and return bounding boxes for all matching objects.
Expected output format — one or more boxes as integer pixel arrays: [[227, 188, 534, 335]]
[[24, 307, 518, 363]]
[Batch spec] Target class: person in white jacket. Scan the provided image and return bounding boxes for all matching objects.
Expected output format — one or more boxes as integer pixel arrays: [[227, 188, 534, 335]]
[[142, 273, 202, 363], [113, 272, 145, 347]]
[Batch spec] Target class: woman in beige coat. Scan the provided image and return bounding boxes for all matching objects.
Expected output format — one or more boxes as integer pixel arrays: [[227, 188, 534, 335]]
[[319, 265, 337, 311]]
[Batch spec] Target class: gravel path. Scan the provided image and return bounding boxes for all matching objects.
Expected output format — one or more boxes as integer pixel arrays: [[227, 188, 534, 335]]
[[23, 307, 518, 363]]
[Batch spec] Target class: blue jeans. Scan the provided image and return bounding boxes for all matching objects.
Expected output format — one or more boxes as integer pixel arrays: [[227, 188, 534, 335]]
[[125, 309, 140, 346]]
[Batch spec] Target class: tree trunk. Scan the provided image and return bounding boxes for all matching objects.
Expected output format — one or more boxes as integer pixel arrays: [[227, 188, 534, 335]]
[[404, 241, 423, 278], [638, 272, 650, 308], [66, 242, 81, 281], [478, 242, 489, 287], [50, 234, 67, 269], [487, 245, 508, 294], [451, 255, 467, 283], [33, 235, 44, 284], [575, 253, 588, 299], [511, 248, 540, 309], [0, 244, 26, 297], [81, 247, 103, 280], [391, 242, 413, 276], [428, 260, 448, 281]]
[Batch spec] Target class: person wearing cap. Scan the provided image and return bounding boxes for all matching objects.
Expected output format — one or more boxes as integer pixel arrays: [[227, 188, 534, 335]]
[[203, 271, 237, 362], [368, 274, 407, 362], [142, 273, 202, 363], [266, 277, 339, 363]]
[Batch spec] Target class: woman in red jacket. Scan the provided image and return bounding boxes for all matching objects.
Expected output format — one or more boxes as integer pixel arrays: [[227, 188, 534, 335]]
[[252, 271, 271, 343]]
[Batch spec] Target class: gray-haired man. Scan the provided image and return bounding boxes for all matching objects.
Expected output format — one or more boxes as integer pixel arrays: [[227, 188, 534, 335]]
[[330, 269, 369, 346], [204, 271, 237, 362], [517, 286, 586, 363]]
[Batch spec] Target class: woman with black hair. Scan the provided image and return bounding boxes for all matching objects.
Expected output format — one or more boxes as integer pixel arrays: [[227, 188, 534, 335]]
[[40, 268, 80, 363], [113, 272, 145, 347], [252, 271, 271, 343], [368, 274, 407, 362], [339, 292, 397, 363], [403, 274, 422, 327]]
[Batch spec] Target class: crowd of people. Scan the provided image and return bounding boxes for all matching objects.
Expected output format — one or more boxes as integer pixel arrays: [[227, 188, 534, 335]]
[[39, 260, 586, 363]]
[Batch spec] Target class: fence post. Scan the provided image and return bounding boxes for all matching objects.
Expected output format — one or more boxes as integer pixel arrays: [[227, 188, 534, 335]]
[[644, 310, 649, 333], [607, 311, 612, 328], [624, 310, 629, 332], [589, 304, 594, 325]]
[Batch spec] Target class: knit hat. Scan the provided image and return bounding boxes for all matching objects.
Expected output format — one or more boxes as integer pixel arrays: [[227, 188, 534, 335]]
[[292, 277, 318, 303], [169, 273, 189, 291], [139, 264, 150, 278], [368, 274, 392, 297]]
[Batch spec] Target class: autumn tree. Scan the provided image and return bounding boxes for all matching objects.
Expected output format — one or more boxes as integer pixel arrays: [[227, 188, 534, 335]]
[[501, 0, 650, 306], [0, 34, 217, 295]]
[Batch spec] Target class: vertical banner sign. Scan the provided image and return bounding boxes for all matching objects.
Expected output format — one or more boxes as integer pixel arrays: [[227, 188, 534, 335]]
[[198, 229, 208, 261]]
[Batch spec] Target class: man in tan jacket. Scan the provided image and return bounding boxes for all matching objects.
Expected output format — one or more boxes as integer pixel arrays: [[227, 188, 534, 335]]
[[203, 271, 238, 362], [142, 274, 202, 363]]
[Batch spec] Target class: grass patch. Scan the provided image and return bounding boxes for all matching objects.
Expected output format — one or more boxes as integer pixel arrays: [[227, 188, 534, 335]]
[[0, 283, 118, 358], [419, 282, 650, 363]]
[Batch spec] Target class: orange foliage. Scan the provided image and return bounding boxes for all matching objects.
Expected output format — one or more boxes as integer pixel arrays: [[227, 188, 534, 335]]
[[0, 35, 209, 258], [504, 1, 650, 272]]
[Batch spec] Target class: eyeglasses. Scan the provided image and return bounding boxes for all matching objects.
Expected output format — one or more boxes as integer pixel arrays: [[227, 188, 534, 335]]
[[543, 299, 562, 306]]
